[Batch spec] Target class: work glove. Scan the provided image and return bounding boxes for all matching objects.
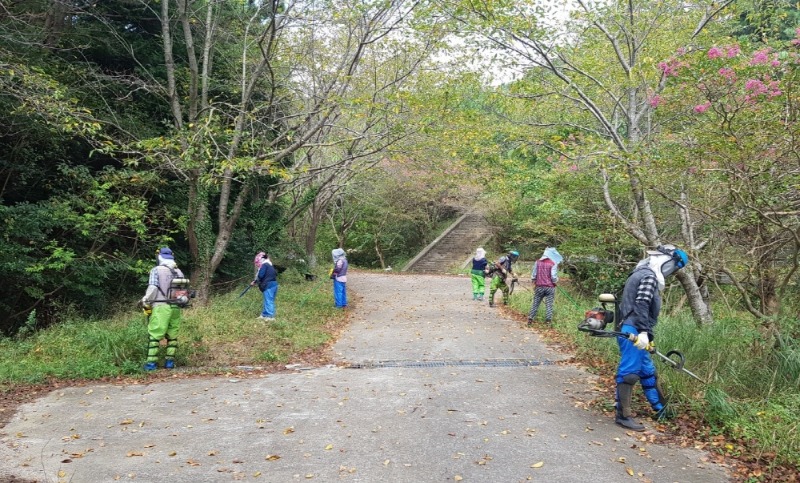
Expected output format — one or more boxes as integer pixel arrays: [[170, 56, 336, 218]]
[[138, 299, 152, 317], [633, 332, 650, 351]]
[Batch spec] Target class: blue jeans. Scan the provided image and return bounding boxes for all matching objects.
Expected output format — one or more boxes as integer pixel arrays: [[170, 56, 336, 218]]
[[333, 280, 347, 308], [616, 323, 663, 412], [261, 281, 278, 317]]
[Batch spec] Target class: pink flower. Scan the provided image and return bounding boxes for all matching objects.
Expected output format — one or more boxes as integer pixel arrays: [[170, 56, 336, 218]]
[[751, 49, 770, 65], [726, 45, 741, 58], [745, 79, 768, 96], [569, 164, 578, 172], [657, 59, 683, 77], [694, 101, 711, 113], [648, 95, 663, 108], [718, 67, 736, 81], [707, 47, 723, 59], [771, 60, 781, 67], [676, 47, 687, 55]]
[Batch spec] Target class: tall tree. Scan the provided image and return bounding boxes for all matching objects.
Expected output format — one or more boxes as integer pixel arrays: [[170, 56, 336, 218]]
[[283, 24, 443, 268], [439, 0, 738, 324], [132, 0, 423, 301], [649, 35, 800, 325]]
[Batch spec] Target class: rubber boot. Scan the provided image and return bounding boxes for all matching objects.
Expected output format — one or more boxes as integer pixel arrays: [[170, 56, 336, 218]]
[[615, 382, 645, 431]]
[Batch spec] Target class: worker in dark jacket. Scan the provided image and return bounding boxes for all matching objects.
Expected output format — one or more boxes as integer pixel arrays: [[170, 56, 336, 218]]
[[252, 254, 278, 321], [487, 250, 519, 307], [615, 245, 688, 431]]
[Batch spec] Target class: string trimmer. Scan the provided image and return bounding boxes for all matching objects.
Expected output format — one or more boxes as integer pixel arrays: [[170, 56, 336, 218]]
[[577, 293, 707, 384]]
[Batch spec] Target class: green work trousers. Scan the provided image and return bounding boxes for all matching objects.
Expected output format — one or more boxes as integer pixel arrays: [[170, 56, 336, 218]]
[[489, 276, 509, 305], [147, 304, 181, 364]]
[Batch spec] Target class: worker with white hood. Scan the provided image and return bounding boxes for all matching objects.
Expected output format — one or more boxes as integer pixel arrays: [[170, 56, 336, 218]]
[[614, 244, 688, 431]]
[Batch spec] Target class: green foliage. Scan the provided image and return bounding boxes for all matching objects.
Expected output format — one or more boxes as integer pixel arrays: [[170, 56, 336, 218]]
[[506, 285, 800, 469], [0, 316, 144, 384], [732, 0, 800, 42], [649, 31, 800, 320], [565, 258, 631, 297], [329, 161, 462, 269], [0, 163, 175, 333], [0, 271, 344, 385]]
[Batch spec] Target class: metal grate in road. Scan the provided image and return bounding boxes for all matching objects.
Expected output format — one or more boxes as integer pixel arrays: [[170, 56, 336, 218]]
[[346, 358, 555, 369]]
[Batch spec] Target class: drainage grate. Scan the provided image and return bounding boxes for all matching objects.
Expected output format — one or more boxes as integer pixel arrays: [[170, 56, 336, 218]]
[[346, 358, 555, 369]]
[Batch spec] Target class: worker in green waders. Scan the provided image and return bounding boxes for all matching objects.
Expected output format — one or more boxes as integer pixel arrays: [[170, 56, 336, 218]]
[[487, 250, 519, 307]]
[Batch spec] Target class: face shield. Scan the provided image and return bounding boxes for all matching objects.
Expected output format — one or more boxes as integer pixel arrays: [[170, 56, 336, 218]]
[[657, 245, 688, 278], [509, 251, 519, 261]]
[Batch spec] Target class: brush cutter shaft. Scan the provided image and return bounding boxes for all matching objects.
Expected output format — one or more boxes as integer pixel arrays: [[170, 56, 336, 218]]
[[652, 350, 706, 384], [577, 325, 707, 384]]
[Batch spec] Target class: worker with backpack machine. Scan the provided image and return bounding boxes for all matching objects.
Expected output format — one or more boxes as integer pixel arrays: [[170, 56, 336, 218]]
[[486, 250, 520, 308], [139, 247, 194, 371], [578, 245, 689, 431]]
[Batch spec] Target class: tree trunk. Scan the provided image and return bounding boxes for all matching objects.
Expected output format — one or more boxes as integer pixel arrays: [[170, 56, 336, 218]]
[[760, 272, 779, 317], [305, 210, 320, 270], [187, 182, 214, 304], [43, 0, 68, 47], [374, 237, 386, 270], [675, 270, 713, 325]]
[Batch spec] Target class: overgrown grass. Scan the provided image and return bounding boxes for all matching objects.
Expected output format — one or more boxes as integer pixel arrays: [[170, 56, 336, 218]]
[[3, 269, 798, 472], [507, 279, 800, 472], [0, 268, 344, 386]]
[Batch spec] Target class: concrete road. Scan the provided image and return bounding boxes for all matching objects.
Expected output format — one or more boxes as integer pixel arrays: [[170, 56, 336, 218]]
[[0, 272, 729, 482]]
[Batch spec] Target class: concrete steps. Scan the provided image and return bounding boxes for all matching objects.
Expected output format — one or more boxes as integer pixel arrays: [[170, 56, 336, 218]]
[[402, 212, 493, 273]]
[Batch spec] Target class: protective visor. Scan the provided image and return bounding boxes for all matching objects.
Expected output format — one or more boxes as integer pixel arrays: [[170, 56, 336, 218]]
[[657, 245, 688, 278]]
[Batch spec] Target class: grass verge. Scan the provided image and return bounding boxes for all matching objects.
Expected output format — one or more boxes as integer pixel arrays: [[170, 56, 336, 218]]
[[506, 279, 800, 480], [0, 268, 345, 386]]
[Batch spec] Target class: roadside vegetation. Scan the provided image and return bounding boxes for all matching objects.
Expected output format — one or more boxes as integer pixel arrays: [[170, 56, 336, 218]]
[[0, 268, 344, 386], [2, 0, 799, 481], [502, 262, 800, 478]]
